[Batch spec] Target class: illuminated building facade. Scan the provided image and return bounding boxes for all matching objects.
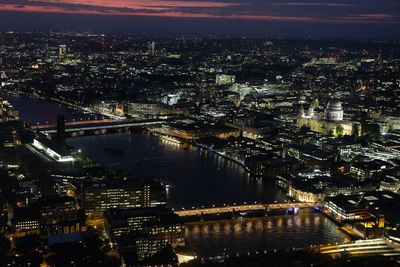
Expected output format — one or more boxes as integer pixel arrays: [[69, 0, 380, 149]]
[[148, 41, 156, 56], [127, 102, 161, 119], [296, 100, 361, 137], [82, 180, 166, 218], [12, 196, 86, 237], [324, 191, 400, 234], [161, 94, 180, 106], [0, 98, 19, 122], [58, 44, 68, 61], [323, 138, 361, 161], [277, 170, 373, 203], [324, 100, 344, 121], [379, 176, 400, 193], [104, 207, 184, 260], [350, 159, 389, 181], [38, 195, 85, 236], [12, 207, 40, 236], [288, 144, 335, 169], [216, 74, 235, 85], [151, 123, 240, 141], [32, 134, 74, 162], [288, 186, 324, 203], [0, 121, 23, 148]]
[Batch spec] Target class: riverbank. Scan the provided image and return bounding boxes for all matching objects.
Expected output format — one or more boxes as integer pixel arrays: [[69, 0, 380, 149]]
[[1, 89, 85, 112], [147, 128, 251, 173], [196, 142, 250, 171]]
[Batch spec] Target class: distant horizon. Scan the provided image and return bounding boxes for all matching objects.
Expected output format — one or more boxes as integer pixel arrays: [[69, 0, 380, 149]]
[[1, 22, 400, 41], [1, 27, 400, 42]]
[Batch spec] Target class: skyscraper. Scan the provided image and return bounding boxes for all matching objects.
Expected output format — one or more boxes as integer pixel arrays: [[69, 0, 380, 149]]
[[148, 42, 156, 56], [58, 44, 68, 61]]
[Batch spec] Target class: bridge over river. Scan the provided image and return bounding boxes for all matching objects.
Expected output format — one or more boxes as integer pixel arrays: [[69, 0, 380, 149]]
[[33, 118, 169, 135], [175, 202, 321, 218]]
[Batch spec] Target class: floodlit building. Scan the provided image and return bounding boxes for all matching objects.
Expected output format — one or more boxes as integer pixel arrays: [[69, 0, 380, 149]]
[[216, 74, 235, 85], [324, 100, 344, 121], [58, 44, 68, 61], [32, 134, 74, 162], [296, 100, 361, 137]]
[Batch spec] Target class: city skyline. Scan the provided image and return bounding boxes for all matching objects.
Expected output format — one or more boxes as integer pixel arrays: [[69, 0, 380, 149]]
[[0, 0, 400, 38], [1, 7, 400, 265]]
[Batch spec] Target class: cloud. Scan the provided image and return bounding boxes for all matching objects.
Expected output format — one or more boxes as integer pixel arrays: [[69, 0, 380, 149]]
[[0, 0, 399, 25], [335, 13, 398, 22], [27, 0, 245, 10], [273, 2, 360, 7]]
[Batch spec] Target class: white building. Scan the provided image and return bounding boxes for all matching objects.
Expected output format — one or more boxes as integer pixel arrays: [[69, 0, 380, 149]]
[[32, 135, 74, 162], [324, 100, 344, 121]]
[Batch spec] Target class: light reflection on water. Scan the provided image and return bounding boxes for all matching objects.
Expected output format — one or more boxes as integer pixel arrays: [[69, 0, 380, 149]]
[[1, 94, 93, 124], [5, 94, 349, 256], [185, 213, 348, 257], [67, 132, 287, 208]]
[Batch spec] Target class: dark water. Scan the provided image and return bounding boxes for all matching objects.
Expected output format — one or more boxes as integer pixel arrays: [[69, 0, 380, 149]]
[[67, 132, 287, 209], [65, 134, 347, 256], [185, 212, 347, 256], [0, 94, 97, 125], [4, 94, 348, 255]]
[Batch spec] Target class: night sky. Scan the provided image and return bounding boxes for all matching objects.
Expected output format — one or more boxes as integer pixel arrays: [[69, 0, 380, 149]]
[[0, 0, 400, 38]]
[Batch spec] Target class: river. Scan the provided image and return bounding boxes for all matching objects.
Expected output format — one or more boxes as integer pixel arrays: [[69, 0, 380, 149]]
[[1, 93, 97, 125], [2, 94, 348, 256], [185, 212, 347, 256], [66, 132, 287, 209]]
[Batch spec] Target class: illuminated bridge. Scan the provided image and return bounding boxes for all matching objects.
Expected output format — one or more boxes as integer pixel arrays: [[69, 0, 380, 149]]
[[319, 238, 400, 257], [174, 202, 321, 217], [34, 119, 169, 135]]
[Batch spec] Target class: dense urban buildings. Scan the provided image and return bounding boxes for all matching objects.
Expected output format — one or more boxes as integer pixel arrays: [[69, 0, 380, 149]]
[[104, 207, 184, 261], [0, 31, 399, 266]]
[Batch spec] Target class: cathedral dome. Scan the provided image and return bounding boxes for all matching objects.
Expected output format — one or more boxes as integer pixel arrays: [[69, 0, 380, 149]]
[[326, 100, 342, 110], [325, 100, 343, 121]]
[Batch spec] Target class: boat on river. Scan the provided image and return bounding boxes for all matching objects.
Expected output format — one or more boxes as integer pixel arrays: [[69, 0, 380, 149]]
[[104, 147, 125, 155]]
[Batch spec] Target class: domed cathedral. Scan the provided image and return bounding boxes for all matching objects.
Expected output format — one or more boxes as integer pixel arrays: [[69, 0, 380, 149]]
[[324, 100, 344, 121], [296, 99, 361, 137]]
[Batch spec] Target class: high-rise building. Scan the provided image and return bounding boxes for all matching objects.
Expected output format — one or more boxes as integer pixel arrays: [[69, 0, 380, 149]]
[[148, 42, 156, 56], [58, 44, 68, 61]]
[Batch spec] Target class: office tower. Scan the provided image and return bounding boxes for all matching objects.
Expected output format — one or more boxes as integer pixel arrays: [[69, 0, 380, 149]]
[[58, 45, 68, 61]]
